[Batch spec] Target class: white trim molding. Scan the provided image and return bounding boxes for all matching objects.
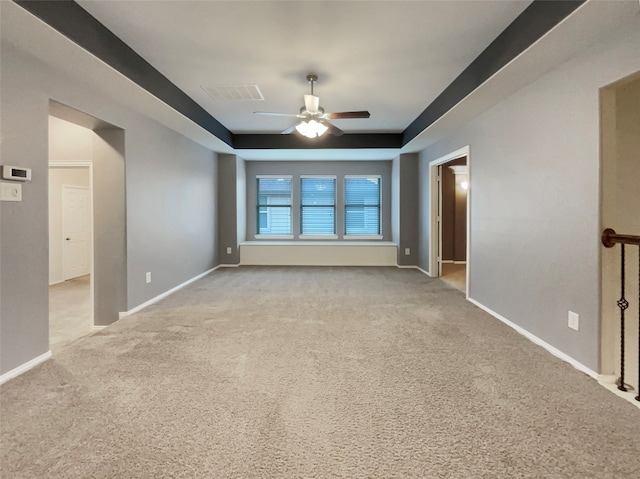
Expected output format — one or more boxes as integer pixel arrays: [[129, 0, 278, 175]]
[[597, 375, 640, 409], [412, 265, 433, 277], [0, 351, 52, 385], [120, 267, 216, 318], [428, 146, 471, 301], [468, 297, 598, 380]]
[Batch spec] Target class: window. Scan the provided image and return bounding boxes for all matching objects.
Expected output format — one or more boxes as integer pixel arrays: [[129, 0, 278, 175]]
[[345, 176, 381, 236], [257, 176, 292, 236], [300, 176, 336, 236]]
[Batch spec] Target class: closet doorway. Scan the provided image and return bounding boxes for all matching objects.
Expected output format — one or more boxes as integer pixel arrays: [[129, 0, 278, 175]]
[[429, 146, 470, 297]]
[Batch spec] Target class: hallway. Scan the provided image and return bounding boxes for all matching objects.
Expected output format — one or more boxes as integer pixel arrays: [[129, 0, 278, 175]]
[[49, 275, 93, 350]]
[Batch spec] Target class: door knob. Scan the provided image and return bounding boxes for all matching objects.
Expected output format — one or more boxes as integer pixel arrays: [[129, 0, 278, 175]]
[[66, 237, 71, 241]]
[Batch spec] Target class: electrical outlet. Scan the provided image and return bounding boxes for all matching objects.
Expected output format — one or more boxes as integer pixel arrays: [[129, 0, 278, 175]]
[[568, 311, 579, 331], [145, 272, 151, 284], [404, 248, 410, 256], [226, 247, 232, 254]]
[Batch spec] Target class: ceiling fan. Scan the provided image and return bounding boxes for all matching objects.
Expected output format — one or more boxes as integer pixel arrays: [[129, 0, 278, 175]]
[[254, 74, 370, 138]]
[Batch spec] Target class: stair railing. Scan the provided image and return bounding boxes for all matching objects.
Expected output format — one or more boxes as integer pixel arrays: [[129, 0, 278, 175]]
[[602, 228, 640, 401]]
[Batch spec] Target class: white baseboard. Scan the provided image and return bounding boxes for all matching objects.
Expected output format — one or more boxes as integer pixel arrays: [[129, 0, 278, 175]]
[[468, 297, 598, 380], [453, 261, 467, 265], [92, 325, 107, 331], [597, 375, 640, 409], [409, 265, 434, 277], [120, 267, 216, 318], [217, 264, 240, 268], [0, 351, 52, 385]]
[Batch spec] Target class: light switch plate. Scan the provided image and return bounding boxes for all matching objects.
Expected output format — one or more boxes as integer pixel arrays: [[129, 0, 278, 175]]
[[0, 182, 22, 201]]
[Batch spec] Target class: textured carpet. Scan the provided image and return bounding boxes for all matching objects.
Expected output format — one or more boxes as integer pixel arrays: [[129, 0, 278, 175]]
[[1, 267, 639, 478]]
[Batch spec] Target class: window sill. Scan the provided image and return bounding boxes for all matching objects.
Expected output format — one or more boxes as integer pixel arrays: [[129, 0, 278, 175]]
[[343, 235, 384, 240], [299, 234, 339, 240], [254, 234, 294, 240], [242, 240, 395, 246]]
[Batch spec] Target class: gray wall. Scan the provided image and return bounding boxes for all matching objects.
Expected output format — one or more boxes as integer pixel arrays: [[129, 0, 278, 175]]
[[218, 154, 240, 264], [125, 125, 216, 310], [397, 154, 419, 266], [93, 128, 127, 323], [391, 157, 400, 246], [236, 157, 247, 244], [1, 40, 218, 374], [1, 43, 50, 373], [417, 23, 640, 371], [244, 160, 393, 240]]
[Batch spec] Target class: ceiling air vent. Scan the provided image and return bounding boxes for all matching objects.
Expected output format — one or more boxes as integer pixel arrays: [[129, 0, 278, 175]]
[[201, 84, 264, 101]]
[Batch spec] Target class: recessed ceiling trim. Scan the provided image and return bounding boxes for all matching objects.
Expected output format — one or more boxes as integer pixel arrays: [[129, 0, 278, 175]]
[[15, 0, 587, 152], [15, 0, 233, 147], [402, 0, 586, 146], [232, 133, 403, 150]]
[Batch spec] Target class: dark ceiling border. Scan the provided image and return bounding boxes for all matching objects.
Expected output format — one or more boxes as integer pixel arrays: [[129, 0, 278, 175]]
[[15, 0, 233, 147], [16, 0, 585, 152], [402, 0, 585, 146], [233, 133, 403, 150]]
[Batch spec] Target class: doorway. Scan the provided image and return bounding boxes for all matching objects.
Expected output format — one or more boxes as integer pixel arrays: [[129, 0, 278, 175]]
[[429, 146, 470, 297], [49, 114, 95, 350], [48, 100, 128, 338], [600, 72, 640, 395]]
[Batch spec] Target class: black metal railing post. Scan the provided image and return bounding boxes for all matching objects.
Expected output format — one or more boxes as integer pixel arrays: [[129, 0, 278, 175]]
[[602, 228, 640, 401], [637, 250, 639, 402], [617, 244, 628, 391]]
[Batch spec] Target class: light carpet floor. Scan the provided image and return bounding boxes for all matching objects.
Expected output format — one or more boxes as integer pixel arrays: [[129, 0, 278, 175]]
[[1, 267, 639, 478]]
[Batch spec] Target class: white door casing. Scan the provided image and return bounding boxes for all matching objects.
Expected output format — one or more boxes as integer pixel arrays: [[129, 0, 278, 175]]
[[429, 146, 471, 299]]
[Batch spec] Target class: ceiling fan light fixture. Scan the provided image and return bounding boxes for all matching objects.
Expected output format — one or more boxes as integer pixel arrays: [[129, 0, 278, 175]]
[[255, 73, 370, 137], [295, 119, 328, 138]]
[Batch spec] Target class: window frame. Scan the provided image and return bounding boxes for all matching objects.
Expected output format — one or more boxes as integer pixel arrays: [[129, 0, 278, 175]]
[[343, 175, 383, 240], [255, 175, 294, 239], [299, 175, 338, 239]]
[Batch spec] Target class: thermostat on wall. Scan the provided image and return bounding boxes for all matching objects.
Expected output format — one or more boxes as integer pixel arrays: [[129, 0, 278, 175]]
[[2, 165, 32, 181]]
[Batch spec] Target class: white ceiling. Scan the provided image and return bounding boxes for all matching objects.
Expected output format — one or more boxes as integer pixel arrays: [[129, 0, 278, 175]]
[[3, 1, 639, 161], [75, 0, 530, 135]]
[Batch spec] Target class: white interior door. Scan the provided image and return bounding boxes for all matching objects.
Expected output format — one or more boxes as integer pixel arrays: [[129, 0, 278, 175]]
[[62, 185, 91, 280]]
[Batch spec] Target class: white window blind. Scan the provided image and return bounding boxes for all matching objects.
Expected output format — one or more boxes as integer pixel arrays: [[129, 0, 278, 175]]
[[300, 177, 336, 235], [345, 176, 381, 235], [257, 177, 291, 235]]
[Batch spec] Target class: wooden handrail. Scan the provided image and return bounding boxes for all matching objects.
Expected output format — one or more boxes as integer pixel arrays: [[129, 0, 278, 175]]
[[602, 228, 640, 248]]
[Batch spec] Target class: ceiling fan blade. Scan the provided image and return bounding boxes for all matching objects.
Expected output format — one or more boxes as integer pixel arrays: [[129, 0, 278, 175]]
[[304, 95, 320, 114], [323, 121, 344, 137], [280, 123, 299, 135], [325, 111, 371, 120], [254, 111, 303, 118]]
